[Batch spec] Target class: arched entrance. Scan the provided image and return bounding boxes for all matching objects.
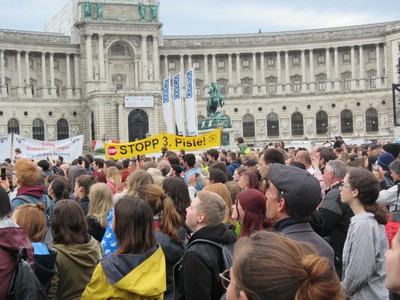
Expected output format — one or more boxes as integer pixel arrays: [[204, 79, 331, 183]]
[[128, 109, 149, 141]]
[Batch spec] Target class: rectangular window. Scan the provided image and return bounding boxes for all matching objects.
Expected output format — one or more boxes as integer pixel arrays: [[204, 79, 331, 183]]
[[168, 62, 175, 70], [318, 55, 325, 65], [267, 58, 275, 68], [343, 53, 350, 63], [369, 78, 376, 88], [344, 80, 351, 89], [218, 60, 225, 69], [292, 56, 300, 66], [294, 81, 301, 92], [116, 84, 123, 91], [243, 84, 251, 95], [243, 60, 250, 68], [193, 61, 200, 70], [268, 83, 276, 95], [318, 81, 326, 91]]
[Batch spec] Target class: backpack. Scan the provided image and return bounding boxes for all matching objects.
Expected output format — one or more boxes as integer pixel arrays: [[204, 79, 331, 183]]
[[187, 239, 234, 270], [385, 183, 400, 247], [13, 194, 53, 247], [5, 247, 47, 300]]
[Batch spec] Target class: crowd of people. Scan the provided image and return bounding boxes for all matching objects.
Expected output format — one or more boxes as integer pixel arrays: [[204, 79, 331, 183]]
[[0, 137, 400, 299]]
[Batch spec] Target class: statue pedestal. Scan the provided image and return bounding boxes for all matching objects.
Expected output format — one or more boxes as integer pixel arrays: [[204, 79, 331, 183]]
[[198, 111, 234, 149], [198, 127, 235, 149]]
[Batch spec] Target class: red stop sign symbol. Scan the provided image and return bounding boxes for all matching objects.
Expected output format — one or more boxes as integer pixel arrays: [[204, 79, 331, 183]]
[[106, 146, 118, 157]]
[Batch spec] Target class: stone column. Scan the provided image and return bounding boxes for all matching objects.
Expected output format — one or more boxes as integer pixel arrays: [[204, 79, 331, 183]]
[[212, 54, 216, 82], [86, 34, 93, 81], [326, 48, 331, 92], [73, 54, 80, 97], [383, 43, 387, 86], [228, 53, 233, 95], [309, 49, 315, 92], [25, 51, 32, 97], [334, 47, 340, 90], [141, 34, 148, 81], [179, 55, 184, 76], [277, 51, 282, 94], [284, 51, 290, 93], [66, 53, 72, 97], [203, 54, 209, 90], [260, 52, 266, 94], [49, 52, 57, 97], [236, 53, 242, 95], [41, 52, 48, 97], [359, 45, 365, 89], [16, 51, 24, 96], [350, 46, 356, 89], [376, 43, 382, 88], [252, 52, 258, 95], [153, 35, 159, 81], [188, 55, 192, 70], [0, 50, 6, 96], [164, 55, 168, 79], [134, 61, 139, 88], [118, 103, 125, 140], [98, 34, 105, 81], [301, 50, 307, 91]]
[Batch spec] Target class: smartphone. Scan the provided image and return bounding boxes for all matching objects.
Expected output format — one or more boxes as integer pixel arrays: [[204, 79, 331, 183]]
[[1, 168, 6, 180], [78, 156, 83, 164]]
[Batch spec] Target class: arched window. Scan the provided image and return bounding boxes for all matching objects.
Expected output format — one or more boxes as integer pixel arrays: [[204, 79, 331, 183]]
[[291, 112, 304, 136], [366, 108, 378, 132], [7, 118, 19, 134], [341, 110, 353, 133], [267, 113, 279, 136], [57, 119, 69, 140], [128, 109, 149, 141], [316, 111, 328, 134], [110, 44, 127, 56], [32, 118, 45, 141], [243, 114, 255, 137]]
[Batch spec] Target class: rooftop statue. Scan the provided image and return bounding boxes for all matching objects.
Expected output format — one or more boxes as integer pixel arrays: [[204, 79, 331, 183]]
[[151, 5, 158, 22], [207, 82, 224, 117], [139, 3, 146, 22], [84, 1, 92, 19], [96, 3, 103, 20]]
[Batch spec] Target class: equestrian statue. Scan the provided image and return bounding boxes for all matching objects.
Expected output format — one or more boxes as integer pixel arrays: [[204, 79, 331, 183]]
[[207, 82, 224, 117]]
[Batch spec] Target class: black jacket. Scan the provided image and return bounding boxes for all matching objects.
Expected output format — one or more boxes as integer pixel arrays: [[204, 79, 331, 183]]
[[174, 224, 236, 300]]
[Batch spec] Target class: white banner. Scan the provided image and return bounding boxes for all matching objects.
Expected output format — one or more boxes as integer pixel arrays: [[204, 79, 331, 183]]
[[0, 134, 12, 162], [162, 77, 174, 134], [12, 134, 84, 162], [173, 73, 185, 135], [125, 96, 154, 108], [185, 68, 198, 136]]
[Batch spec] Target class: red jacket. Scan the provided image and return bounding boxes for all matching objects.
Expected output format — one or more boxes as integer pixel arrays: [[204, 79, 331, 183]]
[[0, 227, 34, 299]]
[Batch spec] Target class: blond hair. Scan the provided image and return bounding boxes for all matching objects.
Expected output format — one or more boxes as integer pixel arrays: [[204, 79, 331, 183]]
[[88, 183, 114, 228]]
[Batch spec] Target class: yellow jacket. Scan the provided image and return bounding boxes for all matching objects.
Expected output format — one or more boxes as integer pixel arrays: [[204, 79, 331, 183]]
[[82, 245, 166, 300]]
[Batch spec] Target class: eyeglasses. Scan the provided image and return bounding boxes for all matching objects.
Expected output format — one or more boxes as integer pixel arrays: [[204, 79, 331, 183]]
[[219, 269, 241, 290], [340, 185, 353, 190]]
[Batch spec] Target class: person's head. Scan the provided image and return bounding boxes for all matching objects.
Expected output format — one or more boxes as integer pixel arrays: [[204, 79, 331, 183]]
[[104, 159, 117, 172], [203, 183, 234, 224], [93, 158, 104, 171], [157, 159, 171, 177], [137, 184, 183, 241], [383, 143, 400, 159], [127, 169, 153, 196], [238, 171, 259, 190], [233, 189, 268, 237], [185, 190, 227, 232], [257, 149, 285, 179], [162, 177, 191, 225], [183, 153, 196, 169], [322, 159, 347, 186], [48, 177, 70, 201], [232, 166, 246, 183], [15, 148, 21, 154], [295, 150, 312, 167], [106, 166, 122, 185], [52, 200, 88, 245], [114, 195, 155, 254], [225, 181, 241, 205], [227, 231, 345, 300], [386, 230, 400, 294], [37, 159, 50, 172], [340, 167, 388, 225], [13, 203, 46, 242], [74, 175, 97, 198], [266, 164, 321, 222], [377, 152, 395, 172], [208, 168, 228, 185], [318, 147, 336, 168], [227, 152, 237, 163], [390, 160, 400, 182], [0, 186, 12, 219], [14, 158, 41, 186], [206, 149, 219, 162], [88, 183, 114, 228], [236, 137, 244, 144]]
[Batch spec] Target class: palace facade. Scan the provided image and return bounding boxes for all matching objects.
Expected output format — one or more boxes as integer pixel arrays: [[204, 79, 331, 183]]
[[1, 0, 400, 150]]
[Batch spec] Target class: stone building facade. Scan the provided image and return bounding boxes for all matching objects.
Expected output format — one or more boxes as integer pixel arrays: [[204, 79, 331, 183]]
[[1, 0, 400, 150]]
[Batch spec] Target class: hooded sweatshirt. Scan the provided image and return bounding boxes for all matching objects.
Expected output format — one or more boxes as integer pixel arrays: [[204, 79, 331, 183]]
[[82, 245, 166, 300], [48, 235, 103, 300]]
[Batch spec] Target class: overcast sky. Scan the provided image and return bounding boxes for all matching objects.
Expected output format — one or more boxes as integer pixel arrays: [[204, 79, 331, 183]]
[[0, 0, 399, 35]]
